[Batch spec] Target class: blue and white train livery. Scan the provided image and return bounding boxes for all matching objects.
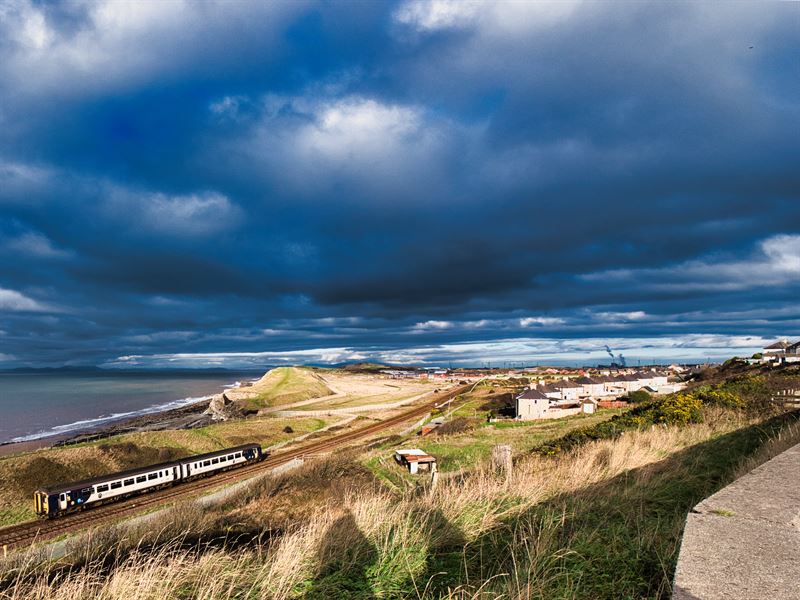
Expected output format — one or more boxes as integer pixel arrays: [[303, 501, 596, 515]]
[[34, 443, 264, 518]]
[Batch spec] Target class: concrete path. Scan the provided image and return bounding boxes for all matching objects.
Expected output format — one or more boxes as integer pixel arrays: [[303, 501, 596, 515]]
[[673, 442, 800, 599]]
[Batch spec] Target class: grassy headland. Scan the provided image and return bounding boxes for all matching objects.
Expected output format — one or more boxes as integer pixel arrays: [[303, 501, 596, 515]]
[[2, 365, 798, 599]]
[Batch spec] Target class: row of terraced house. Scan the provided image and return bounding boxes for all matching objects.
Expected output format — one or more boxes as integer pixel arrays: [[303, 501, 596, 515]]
[[515, 370, 683, 421]]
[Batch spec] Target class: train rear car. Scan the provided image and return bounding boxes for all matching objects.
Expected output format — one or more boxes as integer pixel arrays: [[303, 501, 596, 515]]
[[178, 443, 264, 479]]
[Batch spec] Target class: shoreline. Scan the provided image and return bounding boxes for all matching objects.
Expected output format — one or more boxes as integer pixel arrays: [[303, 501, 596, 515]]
[[0, 398, 213, 458], [0, 379, 261, 458]]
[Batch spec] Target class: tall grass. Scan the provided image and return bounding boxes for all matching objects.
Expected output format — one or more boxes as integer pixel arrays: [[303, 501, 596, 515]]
[[2, 409, 798, 599]]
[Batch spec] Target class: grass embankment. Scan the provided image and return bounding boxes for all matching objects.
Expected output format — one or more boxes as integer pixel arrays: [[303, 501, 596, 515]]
[[0, 416, 333, 527], [3, 371, 798, 598], [234, 367, 333, 411]]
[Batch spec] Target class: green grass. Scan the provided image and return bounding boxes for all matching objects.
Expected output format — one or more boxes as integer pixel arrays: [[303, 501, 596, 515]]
[[413, 411, 622, 472]]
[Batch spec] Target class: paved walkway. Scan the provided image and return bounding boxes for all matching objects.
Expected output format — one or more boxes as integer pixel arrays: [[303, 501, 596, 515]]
[[673, 441, 800, 599]]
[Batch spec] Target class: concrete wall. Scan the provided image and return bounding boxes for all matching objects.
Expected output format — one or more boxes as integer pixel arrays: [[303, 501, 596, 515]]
[[673, 441, 800, 599]]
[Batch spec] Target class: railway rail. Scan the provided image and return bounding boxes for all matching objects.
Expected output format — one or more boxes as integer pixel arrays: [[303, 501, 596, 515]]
[[0, 384, 470, 552]]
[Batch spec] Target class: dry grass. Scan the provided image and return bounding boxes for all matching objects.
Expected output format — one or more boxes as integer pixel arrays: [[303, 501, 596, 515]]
[[3, 409, 798, 599], [226, 368, 333, 410], [0, 416, 337, 527]]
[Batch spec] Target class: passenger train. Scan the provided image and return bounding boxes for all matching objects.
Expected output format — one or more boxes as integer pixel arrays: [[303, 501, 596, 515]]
[[34, 443, 264, 518]]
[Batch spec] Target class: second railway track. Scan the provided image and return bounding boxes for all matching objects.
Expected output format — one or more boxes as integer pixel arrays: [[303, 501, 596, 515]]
[[0, 384, 470, 552]]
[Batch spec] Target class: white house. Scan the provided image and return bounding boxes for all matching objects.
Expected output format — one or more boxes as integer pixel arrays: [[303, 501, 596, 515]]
[[537, 383, 565, 400], [551, 380, 582, 401], [763, 340, 790, 356], [573, 376, 605, 398], [515, 388, 582, 420]]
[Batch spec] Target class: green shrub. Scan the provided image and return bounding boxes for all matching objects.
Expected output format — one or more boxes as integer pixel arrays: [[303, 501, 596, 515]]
[[534, 393, 704, 456], [627, 390, 652, 404], [694, 386, 744, 409], [646, 393, 703, 425]]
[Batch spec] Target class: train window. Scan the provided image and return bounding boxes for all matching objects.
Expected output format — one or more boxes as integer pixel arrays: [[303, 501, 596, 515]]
[[136, 476, 146, 483], [97, 484, 109, 493], [124, 478, 134, 486], [148, 473, 158, 480], [110, 482, 122, 490], [212, 458, 219, 464], [235, 452, 241, 458], [203, 460, 211, 466], [60, 493, 65, 501]]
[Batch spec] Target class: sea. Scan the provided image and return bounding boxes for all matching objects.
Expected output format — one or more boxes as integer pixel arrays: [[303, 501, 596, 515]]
[[0, 369, 266, 444]]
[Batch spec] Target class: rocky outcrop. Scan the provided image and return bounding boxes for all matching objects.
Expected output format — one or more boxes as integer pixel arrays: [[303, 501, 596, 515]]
[[203, 393, 244, 421]]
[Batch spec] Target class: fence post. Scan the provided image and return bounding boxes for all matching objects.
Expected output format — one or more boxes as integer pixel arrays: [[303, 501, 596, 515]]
[[492, 444, 513, 483]]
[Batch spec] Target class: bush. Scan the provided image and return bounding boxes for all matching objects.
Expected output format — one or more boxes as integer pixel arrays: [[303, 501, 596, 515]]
[[646, 393, 703, 425], [627, 390, 652, 404], [694, 386, 744, 409], [534, 392, 704, 456]]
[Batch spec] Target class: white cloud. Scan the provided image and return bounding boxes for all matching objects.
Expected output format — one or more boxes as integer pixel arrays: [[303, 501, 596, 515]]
[[105, 188, 241, 237], [141, 191, 240, 235], [412, 320, 453, 331], [225, 94, 463, 200], [0, 287, 52, 312], [394, 0, 583, 34], [519, 316, 565, 327], [0, 1, 309, 96], [3, 230, 71, 259], [0, 160, 52, 203], [583, 234, 800, 292], [594, 311, 648, 322], [105, 333, 771, 369]]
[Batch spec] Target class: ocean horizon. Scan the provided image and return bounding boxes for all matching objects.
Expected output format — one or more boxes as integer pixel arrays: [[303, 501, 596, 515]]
[[0, 369, 265, 444]]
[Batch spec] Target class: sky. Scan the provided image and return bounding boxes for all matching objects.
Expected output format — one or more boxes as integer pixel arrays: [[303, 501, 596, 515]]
[[0, 0, 798, 369]]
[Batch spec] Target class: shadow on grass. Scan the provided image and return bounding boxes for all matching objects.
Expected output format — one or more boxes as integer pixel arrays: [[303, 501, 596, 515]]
[[423, 410, 800, 600]]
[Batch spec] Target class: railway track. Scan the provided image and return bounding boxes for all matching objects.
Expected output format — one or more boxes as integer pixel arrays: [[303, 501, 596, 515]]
[[0, 384, 470, 552]]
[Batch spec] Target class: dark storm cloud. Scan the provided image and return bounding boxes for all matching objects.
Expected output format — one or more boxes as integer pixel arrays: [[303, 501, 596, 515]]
[[0, 0, 798, 367]]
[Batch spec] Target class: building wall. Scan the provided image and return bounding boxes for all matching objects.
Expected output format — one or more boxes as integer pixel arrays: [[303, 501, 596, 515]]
[[517, 398, 582, 420]]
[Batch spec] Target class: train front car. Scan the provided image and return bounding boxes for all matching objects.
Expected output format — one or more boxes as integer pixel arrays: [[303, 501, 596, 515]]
[[34, 462, 180, 518]]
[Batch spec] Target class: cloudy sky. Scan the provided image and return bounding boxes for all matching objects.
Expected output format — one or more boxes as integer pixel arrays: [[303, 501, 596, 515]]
[[0, 0, 798, 368]]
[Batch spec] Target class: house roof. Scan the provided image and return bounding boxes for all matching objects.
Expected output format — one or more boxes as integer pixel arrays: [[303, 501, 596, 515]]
[[537, 383, 562, 394], [552, 379, 582, 388], [764, 340, 790, 350], [573, 376, 601, 385], [518, 388, 549, 400]]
